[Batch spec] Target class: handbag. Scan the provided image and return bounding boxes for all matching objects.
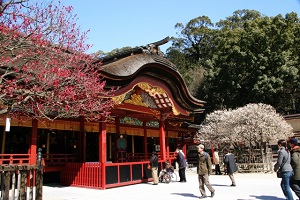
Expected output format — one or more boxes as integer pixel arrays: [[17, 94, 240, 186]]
[[276, 152, 289, 178], [212, 164, 215, 170], [277, 171, 282, 178]]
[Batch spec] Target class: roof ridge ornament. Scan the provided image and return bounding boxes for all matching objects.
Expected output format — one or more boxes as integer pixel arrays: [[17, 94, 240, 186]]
[[142, 37, 170, 56], [98, 37, 170, 62]]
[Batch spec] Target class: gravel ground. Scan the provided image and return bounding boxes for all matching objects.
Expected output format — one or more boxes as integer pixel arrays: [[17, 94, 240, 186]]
[[43, 169, 297, 200]]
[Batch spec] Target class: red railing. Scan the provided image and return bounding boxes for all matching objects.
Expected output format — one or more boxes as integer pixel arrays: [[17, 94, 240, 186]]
[[61, 152, 178, 189], [127, 153, 152, 161], [61, 162, 102, 188], [127, 152, 177, 162], [61, 161, 152, 189], [0, 152, 176, 166], [43, 154, 77, 166], [168, 152, 177, 161], [104, 161, 150, 189], [0, 154, 30, 165], [0, 153, 76, 167]]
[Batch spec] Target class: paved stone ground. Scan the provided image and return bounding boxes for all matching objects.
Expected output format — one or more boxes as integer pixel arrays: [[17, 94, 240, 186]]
[[43, 168, 298, 200]]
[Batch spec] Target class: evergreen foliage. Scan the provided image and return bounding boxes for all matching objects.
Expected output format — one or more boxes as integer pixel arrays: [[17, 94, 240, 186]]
[[167, 10, 300, 115]]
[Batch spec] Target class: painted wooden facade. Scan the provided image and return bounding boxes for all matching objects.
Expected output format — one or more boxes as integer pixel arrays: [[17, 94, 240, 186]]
[[0, 38, 205, 189]]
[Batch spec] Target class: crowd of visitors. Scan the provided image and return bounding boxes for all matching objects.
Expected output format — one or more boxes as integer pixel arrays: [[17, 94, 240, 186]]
[[148, 144, 239, 199], [148, 138, 300, 199], [274, 138, 300, 200]]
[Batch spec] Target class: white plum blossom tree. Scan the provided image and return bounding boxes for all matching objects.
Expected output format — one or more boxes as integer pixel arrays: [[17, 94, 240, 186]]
[[196, 103, 293, 150]]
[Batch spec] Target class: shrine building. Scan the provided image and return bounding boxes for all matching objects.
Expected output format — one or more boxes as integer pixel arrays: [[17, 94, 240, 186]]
[[0, 37, 206, 189]]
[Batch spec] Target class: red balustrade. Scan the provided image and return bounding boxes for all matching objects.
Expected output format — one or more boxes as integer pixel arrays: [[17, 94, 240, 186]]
[[0, 153, 76, 167], [127, 152, 176, 163], [43, 154, 76, 166], [0, 154, 30, 165], [126, 153, 152, 161], [61, 162, 102, 189]]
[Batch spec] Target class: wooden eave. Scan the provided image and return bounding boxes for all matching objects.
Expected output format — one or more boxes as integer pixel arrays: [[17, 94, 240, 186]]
[[284, 114, 300, 120], [98, 55, 205, 112], [95, 38, 206, 123]]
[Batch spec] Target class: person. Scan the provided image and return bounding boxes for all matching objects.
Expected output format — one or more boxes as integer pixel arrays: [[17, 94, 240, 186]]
[[175, 147, 187, 182], [164, 160, 175, 173], [159, 160, 175, 183], [213, 148, 222, 175], [222, 149, 228, 175], [274, 139, 294, 200], [150, 151, 159, 185], [289, 138, 300, 199], [196, 144, 215, 198], [224, 148, 238, 186]]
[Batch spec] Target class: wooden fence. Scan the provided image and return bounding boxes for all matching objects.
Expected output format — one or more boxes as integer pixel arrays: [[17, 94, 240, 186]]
[[0, 149, 43, 200], [217, 148, 274, 173]]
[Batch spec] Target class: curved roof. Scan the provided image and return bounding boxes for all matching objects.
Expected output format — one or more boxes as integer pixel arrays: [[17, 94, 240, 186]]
[[94, 37, 206, 120]]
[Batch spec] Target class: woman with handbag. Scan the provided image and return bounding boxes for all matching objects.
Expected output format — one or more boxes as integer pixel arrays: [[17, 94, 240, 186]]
[[274, 139, 294, 200], [150, 151, 159, 185], [289, 138, 300, 199]]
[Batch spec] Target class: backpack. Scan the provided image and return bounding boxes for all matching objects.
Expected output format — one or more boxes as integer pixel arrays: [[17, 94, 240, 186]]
[[204, 152, 208, 160], [202, 152, 210, 169], [198, 152, 208, 161]]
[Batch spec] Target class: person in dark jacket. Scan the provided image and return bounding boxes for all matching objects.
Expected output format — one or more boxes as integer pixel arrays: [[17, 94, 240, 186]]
[[196, 144, 215, 198], [224, 148, 238, 186], [274, 139, 294, 200], [150, 151, 159, 185], [289, 138, 300, 198], [175, 147, 187, 182]]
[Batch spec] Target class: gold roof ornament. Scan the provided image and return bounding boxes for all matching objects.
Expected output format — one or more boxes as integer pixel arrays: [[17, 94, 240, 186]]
[[111, 93, 126, 104], [124, 94, 148, 107], [138, 83, 165, 95]]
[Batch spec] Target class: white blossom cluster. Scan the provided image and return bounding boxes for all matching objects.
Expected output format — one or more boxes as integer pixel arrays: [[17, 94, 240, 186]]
[[196, 103, 293, 147]]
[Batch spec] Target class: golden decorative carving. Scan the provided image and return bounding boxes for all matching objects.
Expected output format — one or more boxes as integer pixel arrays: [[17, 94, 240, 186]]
[[172, 106, 180, 116], [124, 94, 148, 107], [168, 121, 183, 127], [138, 82, 182, 116], [150, 109, 161, 115], [168, 98, 180, 116], [138, 83, 165, 95], [112, 83, 182, 116], [111, 94, 126, 104]]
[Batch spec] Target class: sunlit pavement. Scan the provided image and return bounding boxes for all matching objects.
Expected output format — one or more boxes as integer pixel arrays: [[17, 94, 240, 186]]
[[43, 168, 298, 200]]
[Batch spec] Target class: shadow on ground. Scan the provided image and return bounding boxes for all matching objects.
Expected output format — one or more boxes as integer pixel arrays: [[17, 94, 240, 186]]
[[43, 184, 66, 188], [171, 193, 199, 198], [237, 195, 285, 200], [211, 183, 231, 187]]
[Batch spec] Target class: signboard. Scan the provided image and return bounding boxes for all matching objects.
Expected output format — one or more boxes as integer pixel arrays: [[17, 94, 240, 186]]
[[5, 118, 11, 132], [155, 145, 160, 152]]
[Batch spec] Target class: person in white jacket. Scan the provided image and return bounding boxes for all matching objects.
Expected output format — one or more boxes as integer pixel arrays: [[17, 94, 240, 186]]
[[213, 148, 222, 175]]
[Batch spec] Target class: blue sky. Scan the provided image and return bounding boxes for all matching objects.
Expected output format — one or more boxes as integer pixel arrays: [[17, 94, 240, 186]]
[[62, 0, 300, 54]]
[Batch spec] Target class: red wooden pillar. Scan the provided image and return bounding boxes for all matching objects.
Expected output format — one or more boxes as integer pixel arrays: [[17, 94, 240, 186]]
[[143, 121, 148, 159], [99, 116, 107, 189], [78, 116, 86, 162], [166, 130, 169, 160], [28, 119, 38, 187], [159, 120, 166, 161], [29, 119, 38, 164]]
